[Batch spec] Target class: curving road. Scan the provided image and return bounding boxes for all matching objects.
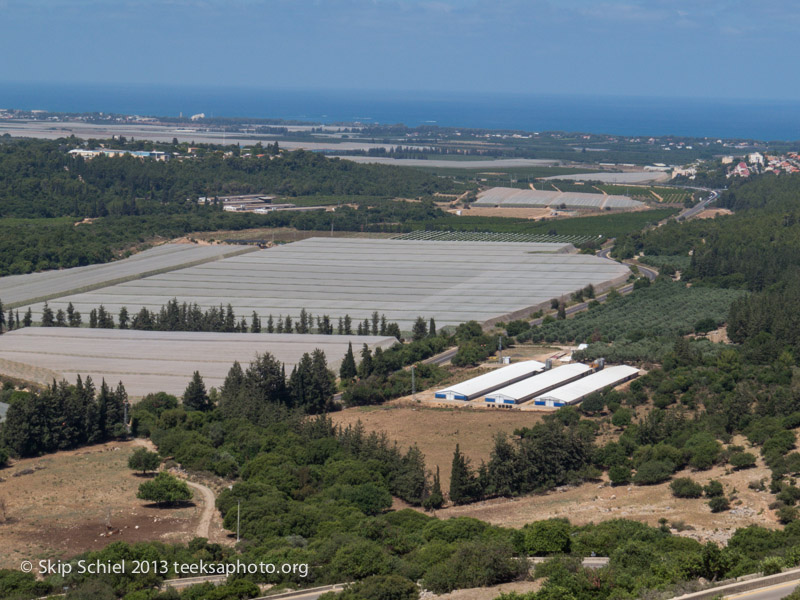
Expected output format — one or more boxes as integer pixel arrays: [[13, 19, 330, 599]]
[[725, 580, 800, 600], [185, 480, 216, 540]]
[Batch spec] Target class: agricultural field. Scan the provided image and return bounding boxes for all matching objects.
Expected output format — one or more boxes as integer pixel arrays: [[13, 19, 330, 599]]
[[475, 187, 643, 210], [542, 171, 670, 184], [520, 280, 746, 345], [0, 328, 397, 397], [18, 238, 630, 330], [415, 207, 679, 239], [191, 227, 395, 244], [639, 254, 693, 271], [0, 243, 255, 308], [599, 185, 694, 204], [394, 230, 593, 244], [0, 440, 211, 570]]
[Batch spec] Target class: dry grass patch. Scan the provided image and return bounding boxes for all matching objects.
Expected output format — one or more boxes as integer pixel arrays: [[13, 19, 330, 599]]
[[0, 440, 214, 568]]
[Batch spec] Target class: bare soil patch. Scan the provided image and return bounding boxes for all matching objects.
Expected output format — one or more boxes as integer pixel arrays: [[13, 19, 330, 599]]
[[429, 453, 777, 546], [429, 579, 541, 600], [0, 440, 218, 568], [331, 402, 545, 491], [695, 208, 733, 219]]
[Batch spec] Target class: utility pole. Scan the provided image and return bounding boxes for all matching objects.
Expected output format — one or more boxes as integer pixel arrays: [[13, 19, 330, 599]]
[[498, 337, 503, 363], [411, 365, 416, 401], [237, 499, 240, 543]]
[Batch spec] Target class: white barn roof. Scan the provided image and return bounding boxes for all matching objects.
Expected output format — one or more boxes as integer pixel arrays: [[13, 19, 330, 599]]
[[435, 360, 545, 400], [534, 365, 640, 406], [485, 363, 593, 404]]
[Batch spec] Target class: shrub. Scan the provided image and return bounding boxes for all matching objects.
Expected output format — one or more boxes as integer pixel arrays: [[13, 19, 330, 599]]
[[633, 460, 673, 485], [608, 465, 632, 486], [709, 496, 730, 513], [0, 447, 8, 468], [523, 519, 571, 556], [127, 447, 161, 474], [136, 472, 192, 505], [611, 408, 632, 428], [730, 452, 757, 470], [778, 505, 798, 524], [704, 480, 724, 498], [760, 556, 785, 576], [320, 575, 419, 600], [670, 478, 704, 499]]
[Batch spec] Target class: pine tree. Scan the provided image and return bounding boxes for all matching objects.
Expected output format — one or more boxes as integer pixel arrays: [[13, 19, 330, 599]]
[[276, 316, 284, 333], [358, 344, 373, 378], [423, 466, 444, 511], [340, 342, 357, 380], [224, 304, 236, 332], [55, 309, 67, 327], [337, 316, 344, 335], [250, 311, 261, 333], [118, 306, 129, 329], [89, 308, 98, 328], [449, 444, 479, 505], [0, 299, 5, 333], [266, 314, 274, 333], [23, 308, 32, 327], [395, 445, 428, 504], [412, 316, 427, 341], [183, 371, 210, 411], [41, 303, 55, 327], [344, 314, 353, 335], [284, 314, 293, 332]]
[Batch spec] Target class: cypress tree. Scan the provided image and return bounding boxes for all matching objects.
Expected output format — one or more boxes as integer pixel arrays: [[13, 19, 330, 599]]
[[267, 314, 274, 333], [55, 309, 67, 327], [250, 311, 261, 333], [7, 308, 14, 331], [429, 317, 437, 337], [449, 444, 478, 505], [0, 299, 4, 333], [423, 466, 444, 510], [89, 308, 98, 328], [23, 307, 32, 327], [340, 342, 357, 380], [412, 316, 427, 341]]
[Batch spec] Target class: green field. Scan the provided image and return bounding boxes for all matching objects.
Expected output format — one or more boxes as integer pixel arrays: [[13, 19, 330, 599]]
[[520, 280, 745, 344], [598, 185, 694, 204]]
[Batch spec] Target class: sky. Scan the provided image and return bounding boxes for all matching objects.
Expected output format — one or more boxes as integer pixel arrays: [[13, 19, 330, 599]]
[[1, 0, 799, 100]]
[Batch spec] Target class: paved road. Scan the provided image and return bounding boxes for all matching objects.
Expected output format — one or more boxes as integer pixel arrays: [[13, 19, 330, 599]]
[[677, 188, 721, 221], [423, 347, 458, 365], [725, 580, 800, 600]]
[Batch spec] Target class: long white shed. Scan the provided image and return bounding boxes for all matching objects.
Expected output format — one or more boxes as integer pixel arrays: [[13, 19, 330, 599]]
[[533, 365, 640, 407], [485, 363, 593, 406], [434, 360, 545, 401]]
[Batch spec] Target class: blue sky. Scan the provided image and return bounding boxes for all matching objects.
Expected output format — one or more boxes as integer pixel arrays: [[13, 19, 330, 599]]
[[1, 0, 798, 99]]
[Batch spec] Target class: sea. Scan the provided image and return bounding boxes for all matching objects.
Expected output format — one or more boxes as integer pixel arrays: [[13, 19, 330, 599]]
[[2, 82, 800, 141]]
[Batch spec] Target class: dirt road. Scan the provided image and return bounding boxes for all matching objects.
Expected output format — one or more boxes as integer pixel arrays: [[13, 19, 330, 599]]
[[185, 481, 215, 539]]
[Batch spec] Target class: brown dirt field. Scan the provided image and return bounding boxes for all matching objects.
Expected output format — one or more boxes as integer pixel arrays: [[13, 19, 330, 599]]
[[429, 446, 778, 547], [695, 208, 733, 219], [331, 402, 546, 491], [0, 440, 226, 568]]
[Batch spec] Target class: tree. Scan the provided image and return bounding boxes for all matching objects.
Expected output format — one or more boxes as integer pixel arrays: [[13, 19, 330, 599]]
[[118, 306, 129, 329], [0, 299, 4, 333], [128, 447, 161, 474], [23, 308, 32, 327], [709, 496, 730, 513], [429, 317, 437, 337], [358, 344, 373, 378], [41, 303, 55, 327], [523, 519, 571, 556], [449, 444, 479, 505], [609, 464, 632, 486], [423, 466, 444, 511], [730, 452, 757, 470], [250, 311, 261, 333], [633, 460, 673, 485], [412, 317, 427, 341], [670, 477, 704, 498], [183, 371, 210, 411], [136, 472, 192, 505], [340, 342, 357, 380]]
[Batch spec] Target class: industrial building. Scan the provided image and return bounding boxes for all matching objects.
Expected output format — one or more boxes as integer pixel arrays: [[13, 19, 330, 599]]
[[484, 363, 593, 407], [435, 360, 545, 401], [533, 365, 640, 408]]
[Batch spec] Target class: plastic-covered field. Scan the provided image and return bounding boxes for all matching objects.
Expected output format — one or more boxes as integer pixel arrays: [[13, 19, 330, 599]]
[[19, 238, 630, 329], [542, 172, 670, 184], [394, 231, 592, 244], [474, 187, 643, 210], [0, 328, 397, 397], [0, 244, 256, 306]]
